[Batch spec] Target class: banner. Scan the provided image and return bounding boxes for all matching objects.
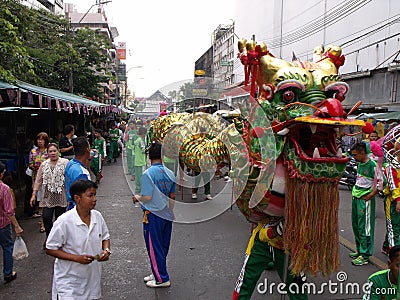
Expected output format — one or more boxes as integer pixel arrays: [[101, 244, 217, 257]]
[[27, 92, 34, 105], [116, 42, 127, 60], [38, 95, 42, 109], [67, 102, 72, 113], [55, 99, 61, 112]]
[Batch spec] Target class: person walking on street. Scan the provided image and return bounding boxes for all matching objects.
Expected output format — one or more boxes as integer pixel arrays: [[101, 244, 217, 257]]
[[349, 142, 378, 266], [133, 127, 147, 194], [108, 123, 119, 163], [0, 161, 23, 283], [30, 143, 69, 248], [133, 141, 175, 288], [125, 121, 137, 181], [46, 179, 111, 300], [64, 137, 92, 210], [29, 132, 49, 232], [382, 138, 400, 255], [90, 129, 106, 184], [59, 124, 75, 160]]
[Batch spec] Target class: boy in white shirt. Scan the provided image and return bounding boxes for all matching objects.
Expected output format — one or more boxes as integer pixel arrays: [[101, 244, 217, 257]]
[[46, 179, 111, 300]]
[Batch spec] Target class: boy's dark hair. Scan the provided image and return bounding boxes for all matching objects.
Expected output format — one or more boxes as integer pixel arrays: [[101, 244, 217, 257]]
[[138, 127, 147, 136], [0, 161, 5, 174], [389, 245, 400, 261], [70, 179, 98, 199], [148, 141, 162, 160], [95, 129, 102, 134], [72, 136, 89, 156], [63, 124, 74, 135], [350, 142, 367, 154]]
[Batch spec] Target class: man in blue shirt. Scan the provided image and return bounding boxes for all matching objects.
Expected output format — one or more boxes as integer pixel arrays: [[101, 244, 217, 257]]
[[133, 141, 176, 288], [65, 137, 91, 210]]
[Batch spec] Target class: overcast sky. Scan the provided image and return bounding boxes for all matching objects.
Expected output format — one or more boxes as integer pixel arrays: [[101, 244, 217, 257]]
[[67, 0, 235, 97]]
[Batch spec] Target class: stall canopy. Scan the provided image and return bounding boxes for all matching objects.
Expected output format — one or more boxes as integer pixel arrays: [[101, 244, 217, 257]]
[[354, 112, 400, 121], [0, 80, 121, 114]]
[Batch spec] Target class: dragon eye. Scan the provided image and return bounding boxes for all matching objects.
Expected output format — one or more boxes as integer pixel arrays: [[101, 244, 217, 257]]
[[283, 90, 295, 103]]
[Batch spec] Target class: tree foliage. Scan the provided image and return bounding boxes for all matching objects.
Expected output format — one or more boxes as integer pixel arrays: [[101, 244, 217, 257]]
[[0, 0, 114, 98]]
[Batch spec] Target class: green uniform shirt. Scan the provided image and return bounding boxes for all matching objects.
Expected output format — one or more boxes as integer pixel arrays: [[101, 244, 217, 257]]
[[93, 137, 105, 156], [363, 269, 397, 300], [352, 158, 377, 198], [110, 128, 119, 141], [134, 136, 146, 166], [126, 129, 137, 150]]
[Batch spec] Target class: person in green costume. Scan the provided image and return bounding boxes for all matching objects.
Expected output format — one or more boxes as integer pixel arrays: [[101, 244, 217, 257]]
[[133, 127, 147, 194], [125, 122, 137, 181], [349, 142, 378, 266], [363, 244, 400, 299], [108, 123, 119, 163], [90, 129, 106, 183]]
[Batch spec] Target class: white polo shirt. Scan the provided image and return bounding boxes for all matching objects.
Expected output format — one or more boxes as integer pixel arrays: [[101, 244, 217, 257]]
[[46, 207, 110, 300]]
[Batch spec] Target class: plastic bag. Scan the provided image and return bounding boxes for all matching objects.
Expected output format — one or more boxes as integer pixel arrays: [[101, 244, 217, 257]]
[[12, 237, 29, 260]]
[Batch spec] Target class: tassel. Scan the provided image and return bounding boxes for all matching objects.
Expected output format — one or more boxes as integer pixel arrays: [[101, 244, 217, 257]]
[[284, 174, 339, 276]]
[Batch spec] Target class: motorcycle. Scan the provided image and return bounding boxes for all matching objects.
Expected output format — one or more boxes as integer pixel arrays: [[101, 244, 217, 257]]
[[339, 153, 357, 190]]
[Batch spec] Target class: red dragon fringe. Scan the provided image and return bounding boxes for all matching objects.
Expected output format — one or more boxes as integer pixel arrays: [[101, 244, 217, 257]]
[[284, 174, 339, 276]]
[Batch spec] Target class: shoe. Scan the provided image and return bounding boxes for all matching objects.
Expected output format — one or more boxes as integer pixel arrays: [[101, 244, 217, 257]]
[[40, 226, 45, 233], [192, 193, 197, 199], [206, 194, 213, 200], [32, 213, 41, 218], [4, 272, 17, 283], [349, 252, 359, 259], [381, 247, 390, 256], [144, 274, 154, 282], [146, 279, 171, 288], [225, 178, 232, 182], [352, 256, 369, 266]]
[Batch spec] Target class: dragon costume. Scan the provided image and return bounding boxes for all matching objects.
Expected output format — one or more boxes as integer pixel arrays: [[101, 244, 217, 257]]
[[150, 39, 365, 299]]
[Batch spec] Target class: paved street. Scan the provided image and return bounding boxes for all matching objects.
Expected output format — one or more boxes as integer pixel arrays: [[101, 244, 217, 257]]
[[0, 155, 389, 299]]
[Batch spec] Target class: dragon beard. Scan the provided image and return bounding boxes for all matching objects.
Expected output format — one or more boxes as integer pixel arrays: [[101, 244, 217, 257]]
[[284, 171, 340, 276]]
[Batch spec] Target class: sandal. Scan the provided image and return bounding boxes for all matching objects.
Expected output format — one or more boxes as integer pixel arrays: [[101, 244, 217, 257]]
[[4, 271, 17, 283], [40, 226, 45, 233]]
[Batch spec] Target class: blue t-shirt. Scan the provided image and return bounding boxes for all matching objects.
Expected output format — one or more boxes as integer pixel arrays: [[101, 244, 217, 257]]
[[64, 159, 91, 209], [141, 163, 176, 219]]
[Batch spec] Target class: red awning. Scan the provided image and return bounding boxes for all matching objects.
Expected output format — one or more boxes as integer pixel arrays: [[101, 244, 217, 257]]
[[219, 83, 251, 99]]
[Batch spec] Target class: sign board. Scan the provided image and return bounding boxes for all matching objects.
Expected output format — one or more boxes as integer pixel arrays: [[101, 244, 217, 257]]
[[220, 61, 233, 66], [117, 64, 126, 81], [192, 88, 208, 97], [194, 69, 206, 76], [116, 42, 127, 60]]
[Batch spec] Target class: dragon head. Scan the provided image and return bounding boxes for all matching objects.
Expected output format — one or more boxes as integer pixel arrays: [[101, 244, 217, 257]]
[[238, 39, 364, 182], [236, 40, 365, 275]]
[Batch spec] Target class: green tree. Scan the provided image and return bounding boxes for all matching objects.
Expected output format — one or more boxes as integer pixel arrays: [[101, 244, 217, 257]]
[[1, 0, 114, 98], [0, 0, 34, 82]]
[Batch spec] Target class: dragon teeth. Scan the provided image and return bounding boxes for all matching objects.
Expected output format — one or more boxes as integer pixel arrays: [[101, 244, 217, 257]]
[[336, 148, 342, 157], [313, 147, 321, 158], [277, 128, 290, 136], [310, 124, 317, 134]]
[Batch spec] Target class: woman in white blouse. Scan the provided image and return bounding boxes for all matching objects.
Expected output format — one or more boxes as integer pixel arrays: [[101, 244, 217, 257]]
[[31, 143, 69, 247]]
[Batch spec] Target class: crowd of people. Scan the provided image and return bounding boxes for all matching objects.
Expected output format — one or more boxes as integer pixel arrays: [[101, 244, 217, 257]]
[[6, 114, 400, 298]]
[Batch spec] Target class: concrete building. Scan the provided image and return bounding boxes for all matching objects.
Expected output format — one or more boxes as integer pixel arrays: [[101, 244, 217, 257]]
[[232, 0, 400, 112], [65, 2, 119, 105], [22, 0, 64, 14]]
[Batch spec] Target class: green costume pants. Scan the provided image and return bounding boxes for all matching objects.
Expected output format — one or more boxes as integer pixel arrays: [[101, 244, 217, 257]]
[[192, 171, 211, 195], [383, 198, 400, 249], [90, 157, 100, 180], [134, 166, 143, 193], [109, 140, 119, 159], [233, 233, 308, 300], [126, 148, 134, 175], [351, 196, 376, 258]]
